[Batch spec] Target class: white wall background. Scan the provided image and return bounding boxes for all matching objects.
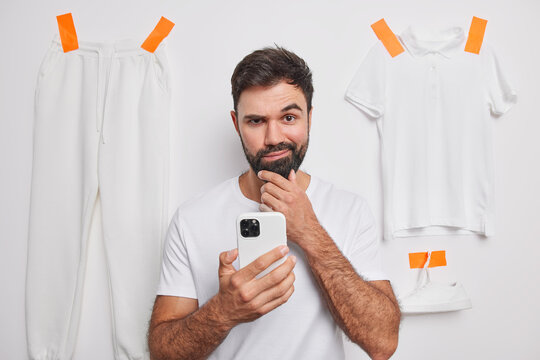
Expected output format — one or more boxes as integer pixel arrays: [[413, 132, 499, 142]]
[[2, 0, 539, 359]]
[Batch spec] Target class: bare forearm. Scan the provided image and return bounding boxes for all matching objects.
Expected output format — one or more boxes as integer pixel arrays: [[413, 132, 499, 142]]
[[149, 296, 232, 360], [302, 225, 400, 359]]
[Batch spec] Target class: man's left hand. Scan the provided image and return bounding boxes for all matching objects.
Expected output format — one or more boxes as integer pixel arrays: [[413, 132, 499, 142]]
[[258, 169, 318, 246]]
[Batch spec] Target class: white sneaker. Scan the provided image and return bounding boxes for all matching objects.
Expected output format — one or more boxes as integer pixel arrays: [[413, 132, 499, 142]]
[[399, 251, 472, 314]]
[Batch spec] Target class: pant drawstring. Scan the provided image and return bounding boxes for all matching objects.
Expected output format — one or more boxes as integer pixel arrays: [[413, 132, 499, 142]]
[[96, 49, 102, 133], [96, 48, 116, 144]]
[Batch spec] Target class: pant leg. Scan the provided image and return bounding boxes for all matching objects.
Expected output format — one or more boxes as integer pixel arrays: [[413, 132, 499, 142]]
[[98, 44, 171, 360], [26, 38, 100, 360]]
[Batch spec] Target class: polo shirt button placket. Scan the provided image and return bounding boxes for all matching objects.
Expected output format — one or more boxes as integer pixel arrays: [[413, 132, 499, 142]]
[[427, 53, 439, 210], [433, 54, 440, 97], [428, 54, 437, 91]]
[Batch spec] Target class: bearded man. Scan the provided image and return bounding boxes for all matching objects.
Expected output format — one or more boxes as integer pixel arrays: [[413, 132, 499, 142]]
[[148, 46, 401, 360]]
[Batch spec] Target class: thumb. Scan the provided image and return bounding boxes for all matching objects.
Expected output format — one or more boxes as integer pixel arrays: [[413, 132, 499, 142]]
[[219, 248, 238, 276]]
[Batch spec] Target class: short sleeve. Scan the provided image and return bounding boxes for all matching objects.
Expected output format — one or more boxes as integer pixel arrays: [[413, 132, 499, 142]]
[[345, 198, 388, 281], [484, 47, 517, 116], [156, 209, 198, 298], [345, 43, 386, 118]]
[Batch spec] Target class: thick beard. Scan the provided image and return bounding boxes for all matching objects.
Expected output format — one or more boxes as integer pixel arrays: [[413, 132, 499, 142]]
[[240, 136, 309, 180]]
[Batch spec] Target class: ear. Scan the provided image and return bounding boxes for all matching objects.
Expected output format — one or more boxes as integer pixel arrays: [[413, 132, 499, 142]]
[[308, 106, 313, 132], [231, 110, 240, 135]]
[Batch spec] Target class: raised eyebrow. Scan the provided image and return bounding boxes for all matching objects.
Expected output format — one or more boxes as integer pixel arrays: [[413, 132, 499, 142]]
[[281, 103, 303, 113]]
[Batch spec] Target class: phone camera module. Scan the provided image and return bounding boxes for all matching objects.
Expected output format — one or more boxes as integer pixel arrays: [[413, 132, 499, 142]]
[[240, 218, 260, 237]]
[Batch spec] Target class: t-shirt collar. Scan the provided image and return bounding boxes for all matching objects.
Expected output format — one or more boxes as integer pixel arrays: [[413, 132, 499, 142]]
[[399, 26, 465, 59]]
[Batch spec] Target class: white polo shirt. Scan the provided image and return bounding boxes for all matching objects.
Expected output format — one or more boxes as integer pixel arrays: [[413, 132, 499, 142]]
[[346, 26, 517, 240]]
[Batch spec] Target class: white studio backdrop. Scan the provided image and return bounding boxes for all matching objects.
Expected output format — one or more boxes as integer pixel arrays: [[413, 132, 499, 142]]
[[1, 0, 539, 359]]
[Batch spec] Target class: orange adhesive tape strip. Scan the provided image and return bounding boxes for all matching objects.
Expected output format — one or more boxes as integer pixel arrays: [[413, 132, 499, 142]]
[[371, 19, 404, 58], [465, 16, 488, 54], [56, 13, 79, 53], [141, 16, 175, 53], [409, 251, 447, 269]]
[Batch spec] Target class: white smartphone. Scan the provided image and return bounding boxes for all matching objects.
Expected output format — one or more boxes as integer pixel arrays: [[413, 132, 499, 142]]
[[236, 212, 288, 278]]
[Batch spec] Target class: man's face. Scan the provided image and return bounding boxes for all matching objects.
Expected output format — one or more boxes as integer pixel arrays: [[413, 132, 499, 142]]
[[231, 80, 312, 179]]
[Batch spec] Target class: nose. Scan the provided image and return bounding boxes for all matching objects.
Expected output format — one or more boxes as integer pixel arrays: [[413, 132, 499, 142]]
[[264, 119, 284, 146]]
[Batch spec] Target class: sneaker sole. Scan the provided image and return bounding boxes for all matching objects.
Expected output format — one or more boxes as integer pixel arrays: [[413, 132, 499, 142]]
[[401, 299, 473, 314]]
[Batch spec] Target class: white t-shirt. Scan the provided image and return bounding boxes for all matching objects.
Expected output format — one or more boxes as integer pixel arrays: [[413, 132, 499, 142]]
[[345, 26, 517, 240], [157, 174, 387, 360]]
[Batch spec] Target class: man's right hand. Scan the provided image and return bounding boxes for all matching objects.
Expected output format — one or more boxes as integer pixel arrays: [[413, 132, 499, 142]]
[[214, 245, 296, 326], [148, 245, 296, 360]]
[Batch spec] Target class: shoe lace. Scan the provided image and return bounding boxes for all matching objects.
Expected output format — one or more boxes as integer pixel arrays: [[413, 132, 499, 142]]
[[417, 250, 432, 290], [402, 251, 433, 298]]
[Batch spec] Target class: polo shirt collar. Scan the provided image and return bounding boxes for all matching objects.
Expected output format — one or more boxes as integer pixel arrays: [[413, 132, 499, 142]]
[[399, 26, 465, 59]]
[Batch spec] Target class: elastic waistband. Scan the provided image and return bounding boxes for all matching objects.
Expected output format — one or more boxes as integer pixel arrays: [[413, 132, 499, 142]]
[[50, 33, 167, 57]]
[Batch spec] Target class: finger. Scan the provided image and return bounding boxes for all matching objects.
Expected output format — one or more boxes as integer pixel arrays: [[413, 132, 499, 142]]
[[257, 255, 296, 290], [236, 245, 289, 282], [218, 249, 238, 277], [261, 181, 289, 202], [261, 191, 283, 213], [288, 169, 297, 184], [251, 270, 295, 310], [259, 203, 273, 212], [256, 280, 295, 316], [241, 255, 295, 304], [258, 170, 293, 191]]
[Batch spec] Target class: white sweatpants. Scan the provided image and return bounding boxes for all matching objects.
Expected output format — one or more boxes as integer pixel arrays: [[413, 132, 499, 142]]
[[26, 34, 171, 360]]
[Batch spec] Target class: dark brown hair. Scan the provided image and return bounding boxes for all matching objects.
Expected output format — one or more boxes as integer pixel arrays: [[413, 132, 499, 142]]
[[231, 45, 314, 114]]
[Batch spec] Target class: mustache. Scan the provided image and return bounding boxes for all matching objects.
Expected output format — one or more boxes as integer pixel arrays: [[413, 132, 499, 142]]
[[256, 142, 296, 158]]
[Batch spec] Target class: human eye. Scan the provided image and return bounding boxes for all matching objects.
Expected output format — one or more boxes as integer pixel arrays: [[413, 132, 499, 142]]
[[284, 114, 296, 122], [249, 118, 263, 125]]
